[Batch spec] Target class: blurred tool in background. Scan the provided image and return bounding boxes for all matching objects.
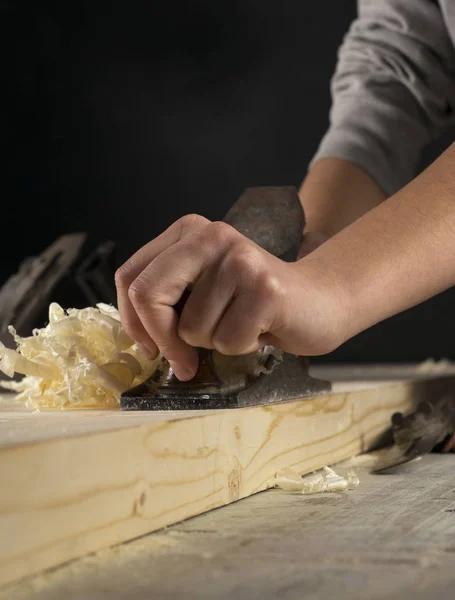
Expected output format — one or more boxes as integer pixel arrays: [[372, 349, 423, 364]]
[[0, 235, 116, 350]]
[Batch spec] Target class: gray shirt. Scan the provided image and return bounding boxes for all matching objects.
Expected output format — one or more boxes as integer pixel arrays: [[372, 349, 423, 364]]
[[311, 0, 455, 195]]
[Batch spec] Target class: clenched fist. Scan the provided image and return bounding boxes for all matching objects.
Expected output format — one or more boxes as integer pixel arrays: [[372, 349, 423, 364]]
[[115, 215, 347, 381]]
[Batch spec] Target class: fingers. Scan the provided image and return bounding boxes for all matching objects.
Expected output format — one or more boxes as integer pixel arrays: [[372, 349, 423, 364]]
[[126, 246, 204, 380], [177, 265, 236, 349], [131, 283, 199, 380], [180, 246, 283, 355], [125, 222, 235, 379], [115, 214, 209, 357], [121, 214, 210, 280], [211, 275, 279, 354]]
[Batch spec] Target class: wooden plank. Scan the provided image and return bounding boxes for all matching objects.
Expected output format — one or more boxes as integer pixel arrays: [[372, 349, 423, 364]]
[[3, 454, 454, 600], [0, 370, 453, 587]]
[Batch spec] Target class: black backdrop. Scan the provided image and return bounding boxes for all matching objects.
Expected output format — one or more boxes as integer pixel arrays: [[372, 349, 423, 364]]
[[3, 0, 455, 362]]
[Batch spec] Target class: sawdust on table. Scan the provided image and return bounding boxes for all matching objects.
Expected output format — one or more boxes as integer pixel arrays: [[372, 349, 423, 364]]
[[0, 534, 181, 600]]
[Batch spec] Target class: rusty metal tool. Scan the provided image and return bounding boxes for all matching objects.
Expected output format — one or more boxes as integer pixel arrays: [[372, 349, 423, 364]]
[[373, 394, 455, 472]]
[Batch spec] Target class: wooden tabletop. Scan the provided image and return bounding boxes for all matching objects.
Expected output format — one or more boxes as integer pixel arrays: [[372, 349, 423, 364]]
[[2, 453, 454, 600]]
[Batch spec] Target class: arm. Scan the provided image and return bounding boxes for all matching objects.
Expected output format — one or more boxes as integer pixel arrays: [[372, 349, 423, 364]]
[[116, 142, 455, 380], [299, 141, 455, 345], [301, 0, 455, 237], [299, 158, 386, 239], [114, 2, 455, 378]]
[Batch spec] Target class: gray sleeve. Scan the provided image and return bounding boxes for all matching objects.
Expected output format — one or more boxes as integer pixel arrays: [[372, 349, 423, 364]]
[[310, 0, 455, 195]]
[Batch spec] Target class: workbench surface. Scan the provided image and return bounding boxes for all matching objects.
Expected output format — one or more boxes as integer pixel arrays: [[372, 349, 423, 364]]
[[3, 454, 454, 600]]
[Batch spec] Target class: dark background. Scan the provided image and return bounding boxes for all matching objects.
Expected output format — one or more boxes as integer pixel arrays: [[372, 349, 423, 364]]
[[3, 0, 455, 362]]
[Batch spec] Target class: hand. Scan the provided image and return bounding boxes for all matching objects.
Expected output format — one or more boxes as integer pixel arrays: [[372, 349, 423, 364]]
[[115, 215, 347, 381]]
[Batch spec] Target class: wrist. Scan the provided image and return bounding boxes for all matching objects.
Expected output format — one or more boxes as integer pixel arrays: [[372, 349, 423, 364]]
[[291, 256, 355, 355]]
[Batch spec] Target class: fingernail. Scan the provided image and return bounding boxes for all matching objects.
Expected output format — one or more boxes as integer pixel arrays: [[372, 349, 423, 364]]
[[169, 361, 195, 381]]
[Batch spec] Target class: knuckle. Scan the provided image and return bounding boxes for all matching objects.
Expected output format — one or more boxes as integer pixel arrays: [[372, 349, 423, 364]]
[[255, 270, 282, 299], [178, 213, 209, 234], [225, 244, 260, 274], [209, 221, 237, 241], [128, 281, 149, 306], [115, 265, 131, 289], [212, 335, 237, 355], [177, 320, 195, 345], [178, 319, 209, 348]]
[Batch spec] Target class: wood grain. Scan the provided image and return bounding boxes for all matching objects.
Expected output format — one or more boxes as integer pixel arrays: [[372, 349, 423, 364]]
[[3, 455, 454, 600], [0, 371, 453, 587]]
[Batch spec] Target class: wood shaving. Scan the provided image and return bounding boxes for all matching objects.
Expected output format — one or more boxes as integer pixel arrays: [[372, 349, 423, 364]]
[[275, 466, 359, 495]]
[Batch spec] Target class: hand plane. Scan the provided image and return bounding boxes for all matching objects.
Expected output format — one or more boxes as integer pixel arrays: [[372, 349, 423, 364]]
[[120, 186, 331, 411], [373, 394, 455, 472]]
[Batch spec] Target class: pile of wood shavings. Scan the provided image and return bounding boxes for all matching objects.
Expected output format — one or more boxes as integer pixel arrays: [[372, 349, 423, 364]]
[[0, 303, 160, 409]]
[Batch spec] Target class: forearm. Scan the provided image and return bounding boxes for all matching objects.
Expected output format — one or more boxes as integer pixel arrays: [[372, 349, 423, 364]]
[[299, 142, 455, 343], [299, 158, 387, 237]]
